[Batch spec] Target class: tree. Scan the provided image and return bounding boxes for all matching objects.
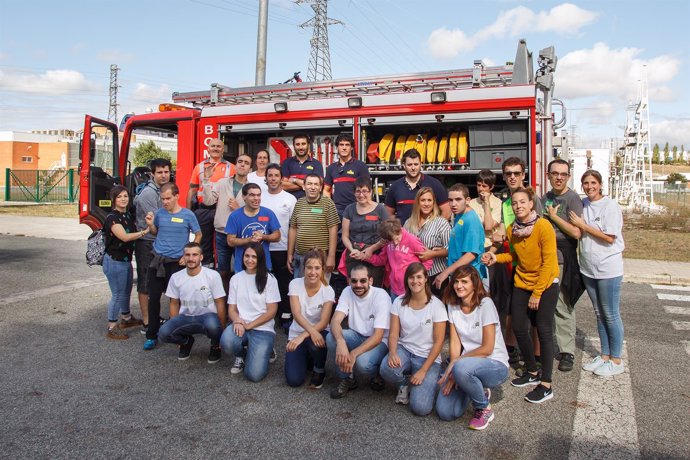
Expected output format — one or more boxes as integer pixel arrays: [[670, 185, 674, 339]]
[[666, 172, 687, 186], [672, 145, 678, 163], [663, 142, 670, 163], [683, 144, 687, 164], [652, 143, 660, 164], [132, 140, 171, 168]]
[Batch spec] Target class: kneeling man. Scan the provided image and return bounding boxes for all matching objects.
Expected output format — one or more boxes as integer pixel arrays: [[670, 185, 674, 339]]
[[159, 242, 226, 363], [326, 264, 392, 399]]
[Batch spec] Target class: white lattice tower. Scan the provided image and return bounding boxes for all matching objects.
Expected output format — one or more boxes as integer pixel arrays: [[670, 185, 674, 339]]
[[615, 70, 654, 210], [297, 0, 342, 81]]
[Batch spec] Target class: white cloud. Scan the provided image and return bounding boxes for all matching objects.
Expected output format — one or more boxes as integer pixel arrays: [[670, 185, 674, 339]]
[[427, 3, 598, 59], [0, 69, 101, 95], [427, 28, 475, 59], [128, 83, 172, 103], [96, 49, 135, 63], [651, 119, 690, 148], [556, 42, 680, 103], [482, 57, 496, 67]]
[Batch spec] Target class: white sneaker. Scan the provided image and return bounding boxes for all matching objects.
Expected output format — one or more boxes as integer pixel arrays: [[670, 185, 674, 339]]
[[582, 356, 606, 372], [395, 385, 410, 405], [231, 357, 245, 374], [594, 360, 624, 376]]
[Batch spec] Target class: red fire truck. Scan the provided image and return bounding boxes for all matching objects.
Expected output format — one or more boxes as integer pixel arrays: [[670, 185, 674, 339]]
[[79, 40, 562, 230]]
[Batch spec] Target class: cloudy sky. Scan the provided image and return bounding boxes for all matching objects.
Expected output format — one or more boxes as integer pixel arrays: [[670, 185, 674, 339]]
[[1, 0, 688, 148]]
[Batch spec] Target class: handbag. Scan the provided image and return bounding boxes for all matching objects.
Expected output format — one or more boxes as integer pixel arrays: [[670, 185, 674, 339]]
[[86, 229, 106, 266]]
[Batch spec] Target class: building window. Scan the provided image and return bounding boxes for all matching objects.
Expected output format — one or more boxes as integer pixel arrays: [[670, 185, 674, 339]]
[[21, 156, 33, 163]]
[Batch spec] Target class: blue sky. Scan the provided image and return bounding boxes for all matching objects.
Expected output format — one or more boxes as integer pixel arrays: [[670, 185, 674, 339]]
[[1, 0, 688, 148]]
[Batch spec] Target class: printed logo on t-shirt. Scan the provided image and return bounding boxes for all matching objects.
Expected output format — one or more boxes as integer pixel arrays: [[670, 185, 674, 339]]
[[171, 217, 184, 223], [317, 303, 323, 310], [200, 285, 208, 291], [456, 219, 464, 226], [346, 169, 354, 175], [368, 314, 375, 321], [311, 208, 323, 214], [365, 215, 379, 221], [306, 165, 314, 170], [594, 216, 601, 222], [258, 216, 269, 222], [471, 321, 480, 329], [422, 318, 432, 326]]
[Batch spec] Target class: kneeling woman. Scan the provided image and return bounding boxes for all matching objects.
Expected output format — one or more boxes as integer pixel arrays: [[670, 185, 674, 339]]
[[379, 263, 447, 416], [221, 243, 280, 382], [436, 266, 509, 430], [285, 249, 335, 389]]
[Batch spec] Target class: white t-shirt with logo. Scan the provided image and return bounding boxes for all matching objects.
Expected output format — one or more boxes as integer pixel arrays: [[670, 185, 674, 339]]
[[447, 297, 509, 368], [228, 270, 281, 334], [578, 196, 625, 279], [260, 190, 297, 251], [165, 267, 226, 317], [335, 286, 391, 338], [287, 278, 335, 340], [392, 295, 448, 363]]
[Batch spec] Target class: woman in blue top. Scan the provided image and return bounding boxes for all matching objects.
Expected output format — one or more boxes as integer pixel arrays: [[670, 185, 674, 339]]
[[102, 185, 149, 339], [569, 170, 626, 376]]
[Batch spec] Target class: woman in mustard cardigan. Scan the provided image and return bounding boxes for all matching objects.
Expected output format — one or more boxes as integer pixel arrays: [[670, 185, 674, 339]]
[[481, 187, 559, 404]]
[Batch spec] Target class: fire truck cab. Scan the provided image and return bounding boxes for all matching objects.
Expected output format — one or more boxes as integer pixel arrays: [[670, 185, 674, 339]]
[[79, 40, 561, 230]]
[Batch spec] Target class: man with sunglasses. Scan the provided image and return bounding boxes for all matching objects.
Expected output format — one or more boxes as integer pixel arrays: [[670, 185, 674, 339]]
[[541, 158, 584, 372], [327, 264, 391, 399]]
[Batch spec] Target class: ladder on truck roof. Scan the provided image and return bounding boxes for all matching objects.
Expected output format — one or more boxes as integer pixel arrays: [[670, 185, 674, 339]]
[[172, 63, 518, 107], [172, 39, 536, 107]]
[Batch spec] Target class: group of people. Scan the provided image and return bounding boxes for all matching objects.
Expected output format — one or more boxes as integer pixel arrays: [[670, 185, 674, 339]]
[[99, 132, 626, 430]]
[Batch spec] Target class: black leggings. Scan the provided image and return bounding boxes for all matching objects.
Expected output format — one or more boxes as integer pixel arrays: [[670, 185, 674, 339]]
[[511, 283, 559, 383]]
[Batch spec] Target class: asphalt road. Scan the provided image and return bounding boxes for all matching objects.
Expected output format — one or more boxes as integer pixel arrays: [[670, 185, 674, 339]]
[[0, 234, 688, 459]]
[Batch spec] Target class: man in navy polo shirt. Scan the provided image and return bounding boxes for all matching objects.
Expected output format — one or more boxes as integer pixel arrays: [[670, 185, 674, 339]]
[[384, 149, 451, 225], [324, 133, 370, 219], [281, 133, 324, 200]]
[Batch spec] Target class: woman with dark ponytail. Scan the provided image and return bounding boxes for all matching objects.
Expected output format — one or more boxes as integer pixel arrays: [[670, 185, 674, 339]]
[[220, 243, 280, 382]]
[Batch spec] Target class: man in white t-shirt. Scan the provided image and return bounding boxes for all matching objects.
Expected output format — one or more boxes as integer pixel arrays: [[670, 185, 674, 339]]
[[326, 264, 392, 399], [260, 163, 297, 331], [158, 243, 227, 363]]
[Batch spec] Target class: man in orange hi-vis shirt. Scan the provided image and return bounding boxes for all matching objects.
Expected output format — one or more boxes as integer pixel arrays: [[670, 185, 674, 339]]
[[186, 138, 236, 267]]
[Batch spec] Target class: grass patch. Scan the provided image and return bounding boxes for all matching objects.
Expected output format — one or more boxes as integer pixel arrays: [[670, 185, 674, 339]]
[[623, 227, 690, 262], [0, 204, 78, 218]]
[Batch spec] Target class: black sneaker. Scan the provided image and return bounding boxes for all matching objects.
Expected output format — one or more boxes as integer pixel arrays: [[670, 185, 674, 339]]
[[178, 336, 194, 361], [369, 375, 385, 392], [208, 345, 221, 364], [309, 371, 326, 389], [525, 384, 553, 404], [330, 377, 358, 399], [558, 353, 574, 372], [511, 371, 541, 387]]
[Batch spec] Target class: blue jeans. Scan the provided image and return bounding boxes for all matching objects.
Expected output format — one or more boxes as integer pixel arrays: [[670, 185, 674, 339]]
[[102, 253, 133, 322], [326, 329, 388, 380], [215, 231, 232, 273], [220, 327, 275, 382], [380, 345, 441, 416], [158, 313, 222, 346], [284, 331, 329, 387], [435, 357, 509, 421], [582, 275, 624, 359]]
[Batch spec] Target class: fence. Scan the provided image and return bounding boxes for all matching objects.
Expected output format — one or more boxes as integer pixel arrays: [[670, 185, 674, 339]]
[[655, 188, 689, 209], [4, 168, 77, 203]]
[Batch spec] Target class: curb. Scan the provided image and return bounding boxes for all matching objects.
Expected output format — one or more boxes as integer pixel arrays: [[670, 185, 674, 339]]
[[624, 274, 690, 286]]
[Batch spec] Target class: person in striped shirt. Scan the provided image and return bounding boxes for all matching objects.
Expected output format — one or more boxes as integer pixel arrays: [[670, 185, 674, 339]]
[[287, 174, 340, 278]]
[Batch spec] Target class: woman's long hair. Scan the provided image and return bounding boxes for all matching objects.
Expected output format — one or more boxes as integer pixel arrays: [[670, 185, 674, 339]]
[[244, 242, 269, 294], [443, 265, 487, 311], [405, 187, 440, 234], [401, 262, 432, 306], [303, 248, 327, 286]]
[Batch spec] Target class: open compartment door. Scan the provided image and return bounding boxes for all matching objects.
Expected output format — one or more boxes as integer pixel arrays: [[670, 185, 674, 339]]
[[78, 115, 120, 230]]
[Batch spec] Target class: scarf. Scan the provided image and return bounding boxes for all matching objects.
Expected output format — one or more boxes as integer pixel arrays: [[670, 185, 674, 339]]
[[512, 211, 539, 238]]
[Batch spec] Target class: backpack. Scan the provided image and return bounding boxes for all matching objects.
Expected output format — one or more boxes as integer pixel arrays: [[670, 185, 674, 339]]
[[86, 229, 106, 266]]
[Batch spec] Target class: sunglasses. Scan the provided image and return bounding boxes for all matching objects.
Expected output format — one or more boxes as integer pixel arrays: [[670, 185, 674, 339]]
[[350, 278, 369, 284]]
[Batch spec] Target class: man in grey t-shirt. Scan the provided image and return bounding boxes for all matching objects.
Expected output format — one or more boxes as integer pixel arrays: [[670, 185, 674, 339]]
[[541, 158, 584, 372], [133, 157, 171, 332]]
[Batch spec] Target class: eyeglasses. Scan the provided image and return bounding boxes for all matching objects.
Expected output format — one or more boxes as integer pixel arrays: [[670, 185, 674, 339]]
[[503, 171, 523, 177], [350, 278, 368, 284], [549, 172, 570, 178], [354, 189, 370, 195]]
